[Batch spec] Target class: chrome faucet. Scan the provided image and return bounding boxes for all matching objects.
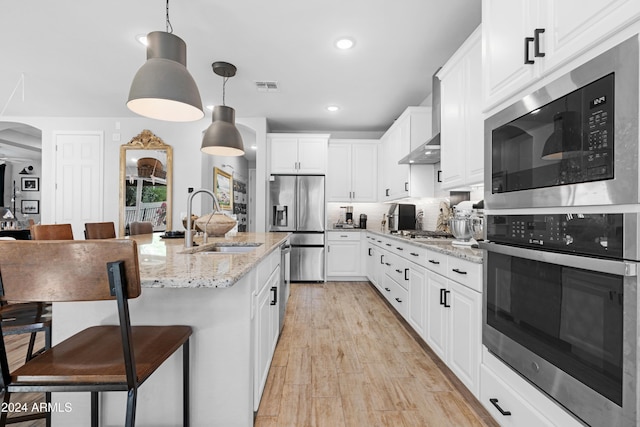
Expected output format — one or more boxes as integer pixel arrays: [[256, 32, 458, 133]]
[[184, 188, 222, 248]]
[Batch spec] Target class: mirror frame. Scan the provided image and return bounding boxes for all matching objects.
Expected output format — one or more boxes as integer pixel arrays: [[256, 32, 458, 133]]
[[119, 130, 173, 236]]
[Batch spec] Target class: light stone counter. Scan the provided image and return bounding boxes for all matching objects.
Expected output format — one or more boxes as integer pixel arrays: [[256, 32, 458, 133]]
[[129, 231, 290, 288], [366, 229, 483, 263]]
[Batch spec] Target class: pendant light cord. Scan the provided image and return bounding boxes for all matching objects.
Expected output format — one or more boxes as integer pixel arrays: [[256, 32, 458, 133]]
[[222, 76, 228, 106], [165, 0, 174, 33]]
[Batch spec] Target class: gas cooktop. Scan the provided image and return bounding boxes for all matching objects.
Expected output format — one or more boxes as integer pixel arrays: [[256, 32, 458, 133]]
[[393, 229, 454, 239]]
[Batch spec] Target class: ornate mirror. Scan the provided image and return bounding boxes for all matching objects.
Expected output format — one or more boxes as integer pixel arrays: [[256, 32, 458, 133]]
[[119, 130, 173, 236]]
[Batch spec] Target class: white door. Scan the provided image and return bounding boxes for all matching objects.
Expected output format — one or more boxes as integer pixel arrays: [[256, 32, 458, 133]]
[[326, 143, 352, 201], [424, 271, 449, 360], [54, 131, 103, 239], [351, 143, 378, 202]]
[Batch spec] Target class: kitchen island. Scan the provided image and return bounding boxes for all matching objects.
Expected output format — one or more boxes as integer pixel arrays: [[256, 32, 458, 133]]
[[51, 232, 290, 427]]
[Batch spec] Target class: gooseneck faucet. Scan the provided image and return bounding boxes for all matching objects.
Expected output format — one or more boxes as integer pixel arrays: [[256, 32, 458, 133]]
[[184, 188, 222, 248]]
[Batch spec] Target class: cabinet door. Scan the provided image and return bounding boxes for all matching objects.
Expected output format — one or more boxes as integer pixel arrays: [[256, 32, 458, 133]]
[[447, 280, 481, 397], [440, 57, 467, 189], [464, 32, 484, 186], [424, 271, 449, 360], [351, 143, 378, 202], [269, 138, 299, 174], [482, 0, 541, 110], [327, 241, 361, 277], [254, 272, 278, 404], [296, 137, 327, 174], [407, 262, 427, 337], [326, 143, 352, 201]]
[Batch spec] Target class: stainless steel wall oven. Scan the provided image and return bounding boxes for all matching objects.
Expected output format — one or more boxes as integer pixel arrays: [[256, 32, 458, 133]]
[[484, 36, 639, 209], [481, 213, 638, 426]]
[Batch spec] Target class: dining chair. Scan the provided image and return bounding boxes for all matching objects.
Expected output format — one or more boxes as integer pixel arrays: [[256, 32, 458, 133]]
[[84, 221, 117, 239], [129, 221, 154, 235], [0, 240, 192, 427], [30, 223, 74, 240]]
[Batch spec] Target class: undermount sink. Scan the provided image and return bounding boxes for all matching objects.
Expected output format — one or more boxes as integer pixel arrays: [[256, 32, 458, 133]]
[[197, 243, 262, 254]]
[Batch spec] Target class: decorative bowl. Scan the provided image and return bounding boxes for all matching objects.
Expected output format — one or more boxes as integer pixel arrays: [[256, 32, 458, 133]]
[[182, 215, 200, 230], [194, 212, 237, 237]]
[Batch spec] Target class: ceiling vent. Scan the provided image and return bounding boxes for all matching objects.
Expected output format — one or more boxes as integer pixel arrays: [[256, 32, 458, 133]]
[[255, 81, 279, 92]]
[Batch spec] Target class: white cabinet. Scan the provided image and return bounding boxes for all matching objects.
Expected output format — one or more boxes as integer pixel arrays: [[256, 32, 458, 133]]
[[406, 261, 427, 338], [439, 26, 483, 189], [482, 0, 640, 111], [268, 133, 329, 174], [327, 231, 362, 278], [379, 107, 432, 201], [254, 265, 280, 407], [424, 268, 481, 396], [327, 140, 378, 202]]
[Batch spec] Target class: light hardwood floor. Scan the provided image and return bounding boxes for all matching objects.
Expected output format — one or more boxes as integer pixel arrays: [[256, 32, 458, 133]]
[[255, 281, 498, 427]]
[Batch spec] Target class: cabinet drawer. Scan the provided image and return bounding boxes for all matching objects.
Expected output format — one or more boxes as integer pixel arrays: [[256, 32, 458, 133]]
[[257, 249, 280, 287], [328, 231, 361, 241], [446, 256, 482, 292], [422, 248, 448, 276], [382, 274, 408, 318], [481, 364, 553, 427], [388, 256, 410, 291]]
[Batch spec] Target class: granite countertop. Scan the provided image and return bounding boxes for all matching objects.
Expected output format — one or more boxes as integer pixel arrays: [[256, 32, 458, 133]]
[[366, 230, 483, 263], [128, 232, 290, 289]]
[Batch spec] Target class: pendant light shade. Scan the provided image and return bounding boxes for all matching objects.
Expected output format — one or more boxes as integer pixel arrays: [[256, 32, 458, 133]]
[[541, 111, 582, 160], [201, 62, 244, 156], [201, 105, 244, 156], [127, 31, 204, 122]]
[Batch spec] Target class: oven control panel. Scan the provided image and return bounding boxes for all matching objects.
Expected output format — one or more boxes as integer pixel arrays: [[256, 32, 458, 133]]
[[486, 213, 623, 258]]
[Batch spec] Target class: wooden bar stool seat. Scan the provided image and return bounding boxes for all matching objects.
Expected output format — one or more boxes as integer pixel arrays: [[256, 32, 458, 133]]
[[0, 240, 192, 427], [128, 222, 153, 235]]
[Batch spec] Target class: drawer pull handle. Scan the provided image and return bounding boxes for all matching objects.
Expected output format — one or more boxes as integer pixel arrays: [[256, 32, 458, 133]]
[[384, 287, 391, 292], [395, 269, 402, 274], [380, 255, 384, 264], [429, 259, 440, 265], [340, 235, 348, 238], [410, 252, 419, 257], [524, 36, 535, 64], [385, 262, 391, 266], [396, 247, 403, 251], [395, 297, 402, 303], [386, 243, 392, 247], [489, 398, 511, 416], [368, 248, 372, 256], [452, 268, 467, 275], [534, 28, 545, 57]]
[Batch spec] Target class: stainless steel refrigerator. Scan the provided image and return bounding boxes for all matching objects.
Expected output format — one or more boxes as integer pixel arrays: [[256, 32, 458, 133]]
[[268, 175, 325, 282]]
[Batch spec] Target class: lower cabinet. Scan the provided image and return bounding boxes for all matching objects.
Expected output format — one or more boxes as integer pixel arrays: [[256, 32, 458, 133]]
[[327, 231, 362, 278], [406, 262, 427, 338], [254, 264, 280, 409]]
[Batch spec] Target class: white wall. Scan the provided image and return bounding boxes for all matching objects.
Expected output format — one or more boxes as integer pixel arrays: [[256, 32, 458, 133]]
[[1, 115, 267, 232]]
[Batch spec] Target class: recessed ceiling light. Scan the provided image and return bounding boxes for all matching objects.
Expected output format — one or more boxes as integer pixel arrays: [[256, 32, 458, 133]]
[[135, 34, 148, 46], [326, 105, 340, 112], [335, 37, 355, 50]]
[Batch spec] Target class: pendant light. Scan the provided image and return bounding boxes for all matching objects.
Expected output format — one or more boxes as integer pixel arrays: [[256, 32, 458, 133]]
[[541, 111, 582, 160], [127, 0, 204, 122], [201, 62, 244, 156]]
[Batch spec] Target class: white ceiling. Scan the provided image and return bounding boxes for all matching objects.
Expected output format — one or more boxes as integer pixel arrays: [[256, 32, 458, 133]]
[[0, 0, 480, 156]]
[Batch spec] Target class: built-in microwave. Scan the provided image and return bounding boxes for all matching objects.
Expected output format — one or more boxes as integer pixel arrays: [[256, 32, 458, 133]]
[[484, 36, 639, 209]]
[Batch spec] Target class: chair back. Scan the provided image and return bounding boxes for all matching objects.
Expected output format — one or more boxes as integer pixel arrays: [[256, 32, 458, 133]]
[[85, 222, 117, 239], [0, 240, 141, 302], [30, 224, 74, 240], [129, 221, 153, 235]]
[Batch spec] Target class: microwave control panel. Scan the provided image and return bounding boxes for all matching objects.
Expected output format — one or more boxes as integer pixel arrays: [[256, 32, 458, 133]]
[[486, 213, 623, 258], [584, 73, 614, 180]]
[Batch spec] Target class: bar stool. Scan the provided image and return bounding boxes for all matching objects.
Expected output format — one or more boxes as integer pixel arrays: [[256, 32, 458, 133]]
[[129, 221, 154, 235], [0, 240, 192, 427], [84, 222, 117, 239]]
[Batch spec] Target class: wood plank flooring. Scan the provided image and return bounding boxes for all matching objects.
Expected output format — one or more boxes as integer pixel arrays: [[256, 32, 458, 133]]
[[2, 331, 46, 426], [255, 281, 498, 427]]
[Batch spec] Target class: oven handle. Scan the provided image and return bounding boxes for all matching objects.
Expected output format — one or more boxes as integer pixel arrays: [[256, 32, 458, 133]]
[[479, 241, 638, 277]]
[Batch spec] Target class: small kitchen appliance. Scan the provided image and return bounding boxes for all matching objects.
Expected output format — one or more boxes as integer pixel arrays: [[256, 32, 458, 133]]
[[359, 214, 367, 229], [388, 204, 416, 231]]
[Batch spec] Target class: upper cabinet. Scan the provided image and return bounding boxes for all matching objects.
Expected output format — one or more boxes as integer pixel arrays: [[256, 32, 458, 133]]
[[439, 26, 483, 189], [268, 133, 330, 175], [327, 140, 378, 202], [483, 0, 640, 111], [379, 107, 433, 201]]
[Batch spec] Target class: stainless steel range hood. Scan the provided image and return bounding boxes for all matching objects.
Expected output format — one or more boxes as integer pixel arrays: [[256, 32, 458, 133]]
[[399, 68, 441, 164]]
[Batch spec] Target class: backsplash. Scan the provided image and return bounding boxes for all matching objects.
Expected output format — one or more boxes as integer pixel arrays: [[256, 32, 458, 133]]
[[327, 188, 483, 232]]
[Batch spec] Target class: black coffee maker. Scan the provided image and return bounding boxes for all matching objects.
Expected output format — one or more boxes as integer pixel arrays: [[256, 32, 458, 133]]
[[359, 214, 367, 229]]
